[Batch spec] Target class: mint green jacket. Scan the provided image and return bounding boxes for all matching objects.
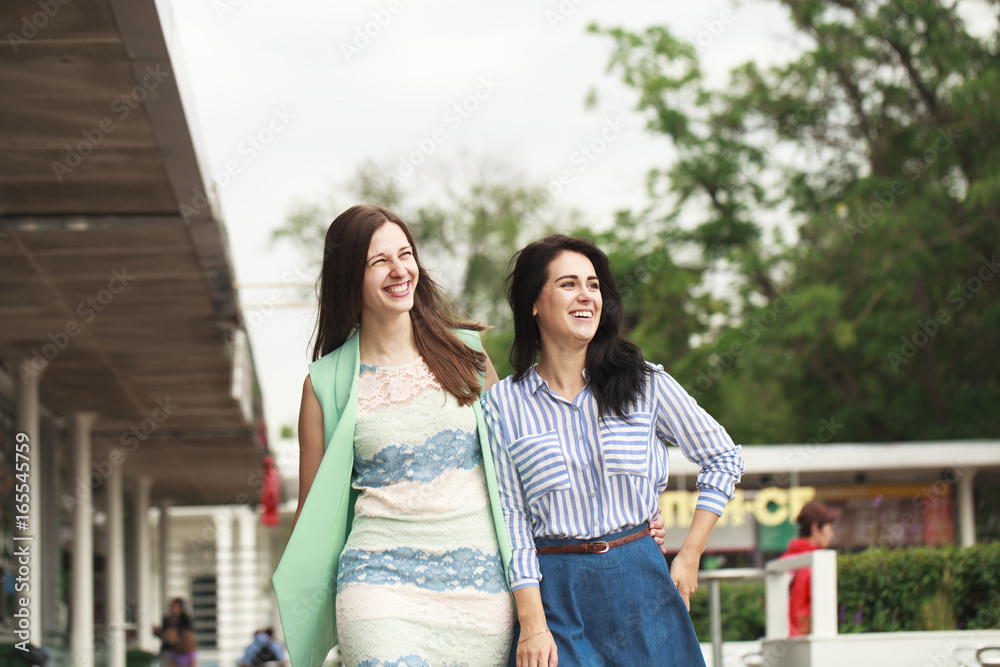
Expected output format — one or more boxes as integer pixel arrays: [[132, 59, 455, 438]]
[[271, 329, 513, 667]]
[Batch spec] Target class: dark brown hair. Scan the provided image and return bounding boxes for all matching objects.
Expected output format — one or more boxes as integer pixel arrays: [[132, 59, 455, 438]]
[[506, 234, 651, 418], [313, 204, 485, 406]]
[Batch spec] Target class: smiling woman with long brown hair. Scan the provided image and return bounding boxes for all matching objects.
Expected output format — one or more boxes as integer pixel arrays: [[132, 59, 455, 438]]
[[272, 204, 514, 667]]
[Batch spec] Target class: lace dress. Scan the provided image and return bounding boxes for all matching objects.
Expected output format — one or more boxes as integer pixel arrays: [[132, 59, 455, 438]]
[[335, 357, 514, 667]]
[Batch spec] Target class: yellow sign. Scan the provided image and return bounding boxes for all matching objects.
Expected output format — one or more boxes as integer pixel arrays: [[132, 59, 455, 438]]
[[658, 487, 817, 528]]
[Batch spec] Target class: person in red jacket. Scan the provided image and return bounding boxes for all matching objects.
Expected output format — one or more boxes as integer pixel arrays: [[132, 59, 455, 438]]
[[780, 501, 841, 636]]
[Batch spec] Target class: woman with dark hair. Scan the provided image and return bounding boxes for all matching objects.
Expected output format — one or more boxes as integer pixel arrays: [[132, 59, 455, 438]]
[[484, 235, 745, 666], [271, 205, 515, 667]]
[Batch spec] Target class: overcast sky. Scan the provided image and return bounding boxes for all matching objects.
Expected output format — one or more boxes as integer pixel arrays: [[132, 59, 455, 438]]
[[158, 0, 801, 463]]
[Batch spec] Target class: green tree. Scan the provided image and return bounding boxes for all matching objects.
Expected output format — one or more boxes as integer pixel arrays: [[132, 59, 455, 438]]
[[590, 0, 1000, 442]]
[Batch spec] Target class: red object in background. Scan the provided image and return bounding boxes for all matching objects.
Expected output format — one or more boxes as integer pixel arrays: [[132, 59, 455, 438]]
[[923, 484, 954, 545], [261, 454, 281, 527]]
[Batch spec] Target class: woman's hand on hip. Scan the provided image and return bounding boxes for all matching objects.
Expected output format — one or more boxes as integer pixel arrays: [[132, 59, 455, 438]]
[[649, 510, 667, 554]]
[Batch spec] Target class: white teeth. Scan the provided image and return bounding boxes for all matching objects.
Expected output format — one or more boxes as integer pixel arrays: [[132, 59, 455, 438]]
[[571, 312, 592, 318], [385, 283, 408, 294]]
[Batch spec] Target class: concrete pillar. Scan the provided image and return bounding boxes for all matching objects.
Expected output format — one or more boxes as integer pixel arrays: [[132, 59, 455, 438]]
[[71, 412, 98, 667], [215, 511, 236, 664], [159, 501, 173, 616], [106, 450, 126, 667], [958, 470, 977, 548], [41, 421, 60, 637], [236, 508, 259, 632], [132, 477, 155, 651], [15, 359, 44, 646]]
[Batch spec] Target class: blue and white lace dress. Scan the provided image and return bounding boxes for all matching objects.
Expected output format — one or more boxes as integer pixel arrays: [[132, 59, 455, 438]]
[[335, 357, 514, 667]]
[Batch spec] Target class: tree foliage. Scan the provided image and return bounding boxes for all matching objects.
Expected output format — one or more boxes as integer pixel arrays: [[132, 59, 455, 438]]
[[588, 0, 1000, 443], [273, 0, 1000, 443]]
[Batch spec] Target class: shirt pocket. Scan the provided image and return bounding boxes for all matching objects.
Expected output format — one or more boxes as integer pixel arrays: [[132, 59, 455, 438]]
[[599, 411, 652, 476], [508, 430, 571, 502]]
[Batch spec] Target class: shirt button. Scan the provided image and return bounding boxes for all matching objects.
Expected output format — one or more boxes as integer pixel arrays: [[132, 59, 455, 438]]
[[578, 434, 583, 441], [590, 492, 596, 498]]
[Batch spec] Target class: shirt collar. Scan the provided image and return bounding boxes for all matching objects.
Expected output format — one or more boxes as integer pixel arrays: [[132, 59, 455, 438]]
[[524, 365, 546, 395], [525, 365, 589, 396]]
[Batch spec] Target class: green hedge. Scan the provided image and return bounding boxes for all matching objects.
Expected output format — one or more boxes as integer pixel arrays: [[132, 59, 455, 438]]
[[690, 579, 766, 642], [689, 543, 1000, 642], [838, 543, 1000, 633]]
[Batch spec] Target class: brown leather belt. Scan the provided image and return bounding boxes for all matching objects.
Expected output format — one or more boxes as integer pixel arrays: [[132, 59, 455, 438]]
[[535, 528, 649, 555]]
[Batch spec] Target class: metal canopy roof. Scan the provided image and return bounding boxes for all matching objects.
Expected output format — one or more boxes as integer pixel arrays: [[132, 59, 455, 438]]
[[0, 0, 268, 505]]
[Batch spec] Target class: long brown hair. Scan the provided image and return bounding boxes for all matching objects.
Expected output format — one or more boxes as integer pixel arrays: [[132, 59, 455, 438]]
[[312, 204, 485, 406]]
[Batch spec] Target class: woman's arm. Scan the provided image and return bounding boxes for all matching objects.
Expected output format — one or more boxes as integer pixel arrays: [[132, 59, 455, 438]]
[[512, 587, 558, 667], [670, 508, 719, 610], [481, 391, 544, 589], [651, 366, 744, 517], [292, 375, 324, 531]]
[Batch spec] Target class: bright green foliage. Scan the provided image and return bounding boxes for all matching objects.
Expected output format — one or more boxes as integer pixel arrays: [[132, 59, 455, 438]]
[[589, 0, 1000, 443]]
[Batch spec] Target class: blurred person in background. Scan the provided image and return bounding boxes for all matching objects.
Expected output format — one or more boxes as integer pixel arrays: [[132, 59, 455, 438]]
[[153, 597, 197, 667], [238, 628, 289, 667], [780, 500, 841, 636]]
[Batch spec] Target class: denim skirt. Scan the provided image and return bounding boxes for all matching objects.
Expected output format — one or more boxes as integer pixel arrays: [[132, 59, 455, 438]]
[[509, 524, 705, 667]]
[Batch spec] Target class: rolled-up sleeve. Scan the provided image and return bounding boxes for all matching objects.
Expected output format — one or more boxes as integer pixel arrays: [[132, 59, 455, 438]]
[[481, 390, 541, 590], [651, 366, 744, 516]]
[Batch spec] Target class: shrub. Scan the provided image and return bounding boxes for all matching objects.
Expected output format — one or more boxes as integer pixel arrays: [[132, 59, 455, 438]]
[[690, 579, 765, 643], [689, 543, 1000, 642], [838, 543, 1000, 633]]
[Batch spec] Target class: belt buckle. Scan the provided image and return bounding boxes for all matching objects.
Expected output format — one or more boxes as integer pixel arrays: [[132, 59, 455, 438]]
[[590, 541, 610, 554]]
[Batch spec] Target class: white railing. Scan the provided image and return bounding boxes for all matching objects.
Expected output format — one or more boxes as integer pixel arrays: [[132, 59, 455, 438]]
[[697, 550, 838, 666], [698, 567, 764, 667], [764, 549, 838, 639]]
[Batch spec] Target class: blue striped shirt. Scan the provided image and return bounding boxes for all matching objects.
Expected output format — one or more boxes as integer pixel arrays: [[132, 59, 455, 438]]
[[482, 362, 744, 590]]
